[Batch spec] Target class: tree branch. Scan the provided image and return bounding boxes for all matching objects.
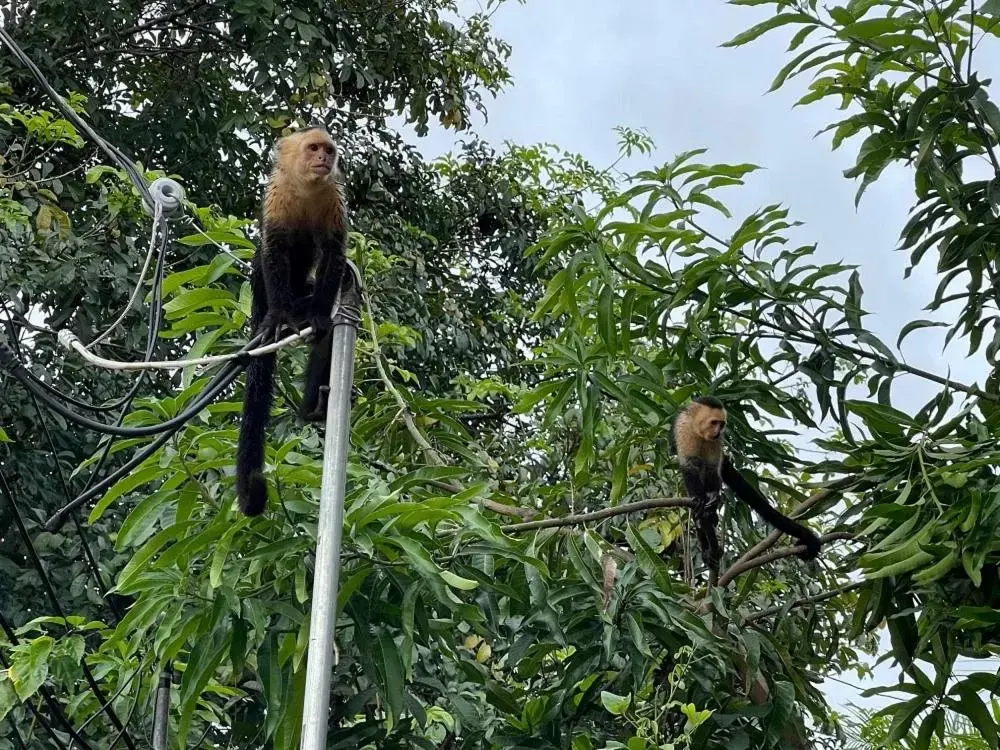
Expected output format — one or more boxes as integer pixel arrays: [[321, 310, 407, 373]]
[[731, 475, 861, 567], [501, 497, 692, 533], [603, 252, 998, 403], [55, 1, 211, 61], [717, 532, 856, 587], [742, 580, 867, 625]]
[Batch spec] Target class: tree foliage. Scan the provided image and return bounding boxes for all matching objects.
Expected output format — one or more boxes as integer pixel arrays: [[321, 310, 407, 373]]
[[4, 1, 1000, 749]]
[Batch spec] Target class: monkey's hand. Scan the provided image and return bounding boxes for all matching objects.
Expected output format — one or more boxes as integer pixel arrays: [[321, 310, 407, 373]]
[[309, 314, 332, 340], [261, 309, 302, 341], [795, 529, 822, 561]]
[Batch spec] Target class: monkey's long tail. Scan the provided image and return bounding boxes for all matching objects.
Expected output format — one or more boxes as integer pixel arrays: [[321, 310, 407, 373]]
[[236, 350, 276, 516]]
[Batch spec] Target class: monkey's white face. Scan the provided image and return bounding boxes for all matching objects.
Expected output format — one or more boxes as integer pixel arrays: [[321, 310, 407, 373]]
[[299, 135, 337, 181], [276, 129, 339, 186], [696, 408, 727, 442]]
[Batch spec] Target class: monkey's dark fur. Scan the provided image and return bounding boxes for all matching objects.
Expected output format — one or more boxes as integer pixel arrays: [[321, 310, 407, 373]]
[[236, 127, 348, 516], [671, 396, 821, 580]]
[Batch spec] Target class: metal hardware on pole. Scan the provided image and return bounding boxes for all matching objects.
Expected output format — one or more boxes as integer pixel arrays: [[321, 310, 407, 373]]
[[152, 663, 172, 750], [299, 260, 363, 750]]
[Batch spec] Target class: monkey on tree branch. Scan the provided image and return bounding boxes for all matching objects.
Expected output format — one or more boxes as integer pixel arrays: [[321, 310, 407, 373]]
[[671, 396, 822, 586]]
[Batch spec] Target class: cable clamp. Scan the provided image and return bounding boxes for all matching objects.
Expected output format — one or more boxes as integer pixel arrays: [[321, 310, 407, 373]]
[[145, 177, 185, 217]]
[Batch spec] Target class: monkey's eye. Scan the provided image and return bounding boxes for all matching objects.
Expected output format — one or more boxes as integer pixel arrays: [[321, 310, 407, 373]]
[[325, 145, 334, 154], [308, 144, 319, 151]]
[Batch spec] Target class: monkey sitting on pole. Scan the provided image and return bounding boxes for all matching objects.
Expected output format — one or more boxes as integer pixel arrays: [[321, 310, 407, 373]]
[[235, 127, 348, 517]]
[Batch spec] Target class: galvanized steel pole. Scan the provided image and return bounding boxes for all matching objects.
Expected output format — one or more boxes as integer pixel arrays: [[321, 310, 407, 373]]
[[299, 261, 362, 750], [151, 664, 171, 750]]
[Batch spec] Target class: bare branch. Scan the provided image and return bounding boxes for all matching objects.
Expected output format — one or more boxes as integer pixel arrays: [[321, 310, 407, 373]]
[[742, 580, 866, 625], [731, 475, 860, 567], [718, 532, 856, 587], [501, 497, 692, 533]]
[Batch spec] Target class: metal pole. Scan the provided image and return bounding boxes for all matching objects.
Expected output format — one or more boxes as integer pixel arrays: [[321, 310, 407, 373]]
[[152, 663, 171, 750], [299, 261, 362, 750]]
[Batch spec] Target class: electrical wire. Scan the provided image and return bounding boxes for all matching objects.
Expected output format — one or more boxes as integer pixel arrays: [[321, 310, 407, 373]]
[[2, 237, 251, 441], [0, 149, 175, 415], [54, 257, 362, 372], [44, 333, 262, 531], [0, 26, 154, 209], [86, 200, 164, 349], [0, 337, 251, 436], [6, 715, 28, 750], [59, 321, 318, 370]]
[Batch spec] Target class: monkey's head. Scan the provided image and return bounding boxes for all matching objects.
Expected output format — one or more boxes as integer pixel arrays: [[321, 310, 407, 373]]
[[275, 127, 339, 186], [690, 396, 727, 442]]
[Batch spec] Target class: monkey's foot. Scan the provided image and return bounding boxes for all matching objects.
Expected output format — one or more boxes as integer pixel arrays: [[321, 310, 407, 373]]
[[301, 386, 330, 423]]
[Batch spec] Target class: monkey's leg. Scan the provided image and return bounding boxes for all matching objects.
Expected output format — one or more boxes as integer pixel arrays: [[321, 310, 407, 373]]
[[301, 328, 334, 422], [693, 493, 722, 587], [248, 256, 270, 333], [680, 461, 722, 585]]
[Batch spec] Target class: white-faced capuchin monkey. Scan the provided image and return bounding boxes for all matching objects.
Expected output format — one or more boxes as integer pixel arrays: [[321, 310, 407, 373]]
[[236, 127, 348, 516], [671, 396, 821, 584]]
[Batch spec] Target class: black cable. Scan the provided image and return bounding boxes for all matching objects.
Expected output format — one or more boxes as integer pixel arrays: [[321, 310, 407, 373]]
[[0, 340, 251, 437], [0, 214, 169, 414], [0, 240, 171, 615], [3, 318, 126, 619], [6, 710, 29, 750], [0, 26, 154, 209], [0, 470, 138, 750], [106, 680, 143, 750], [50, 234, 169, 531], [44, 335, 260, 531], [0, 614, 91, 750], [1, 297, 152, 414]]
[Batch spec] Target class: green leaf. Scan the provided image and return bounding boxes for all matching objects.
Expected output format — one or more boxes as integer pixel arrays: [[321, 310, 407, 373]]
[[954, 682, 1000, 746], [89, 463, 167, 524], [600, 690, 631, 715], [845, 400, 918, 435], [440, 570, 479, 590], [0, 672, 16, 724], [897, 319, 948, 348], [839, 17, 907, 39], [597, 282, 617, 354], [10, 636, 54, 700], [721, 14, 816, 48], [377, 631, 406, 729]]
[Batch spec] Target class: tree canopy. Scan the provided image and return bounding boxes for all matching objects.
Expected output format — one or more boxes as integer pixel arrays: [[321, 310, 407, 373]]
[[3, 1, 1000, 749]]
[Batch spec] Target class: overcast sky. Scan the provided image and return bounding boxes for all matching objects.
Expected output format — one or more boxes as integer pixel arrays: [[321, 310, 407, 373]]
[[397, 0, 999, 718]]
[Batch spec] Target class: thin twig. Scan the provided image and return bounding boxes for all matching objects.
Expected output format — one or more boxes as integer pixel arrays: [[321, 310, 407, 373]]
[[363, 292, 446, 467], [365, 455, 534, 519], [742, 580, 867, 625], [362, 297, 537, 520]]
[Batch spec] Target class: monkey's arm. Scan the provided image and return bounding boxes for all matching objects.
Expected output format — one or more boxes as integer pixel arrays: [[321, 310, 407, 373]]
[[307, 229, 347, 334], [720, 456, 821, 560], [258, 226, 300, 334]]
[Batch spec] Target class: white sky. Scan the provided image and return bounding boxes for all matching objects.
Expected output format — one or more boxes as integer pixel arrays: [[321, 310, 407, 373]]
[[396, 0, 1000, 719]]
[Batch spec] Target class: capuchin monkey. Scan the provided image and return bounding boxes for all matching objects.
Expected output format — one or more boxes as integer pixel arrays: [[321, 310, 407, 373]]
[[671, 396, 821, 582], [235, 127, 349, 516]]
